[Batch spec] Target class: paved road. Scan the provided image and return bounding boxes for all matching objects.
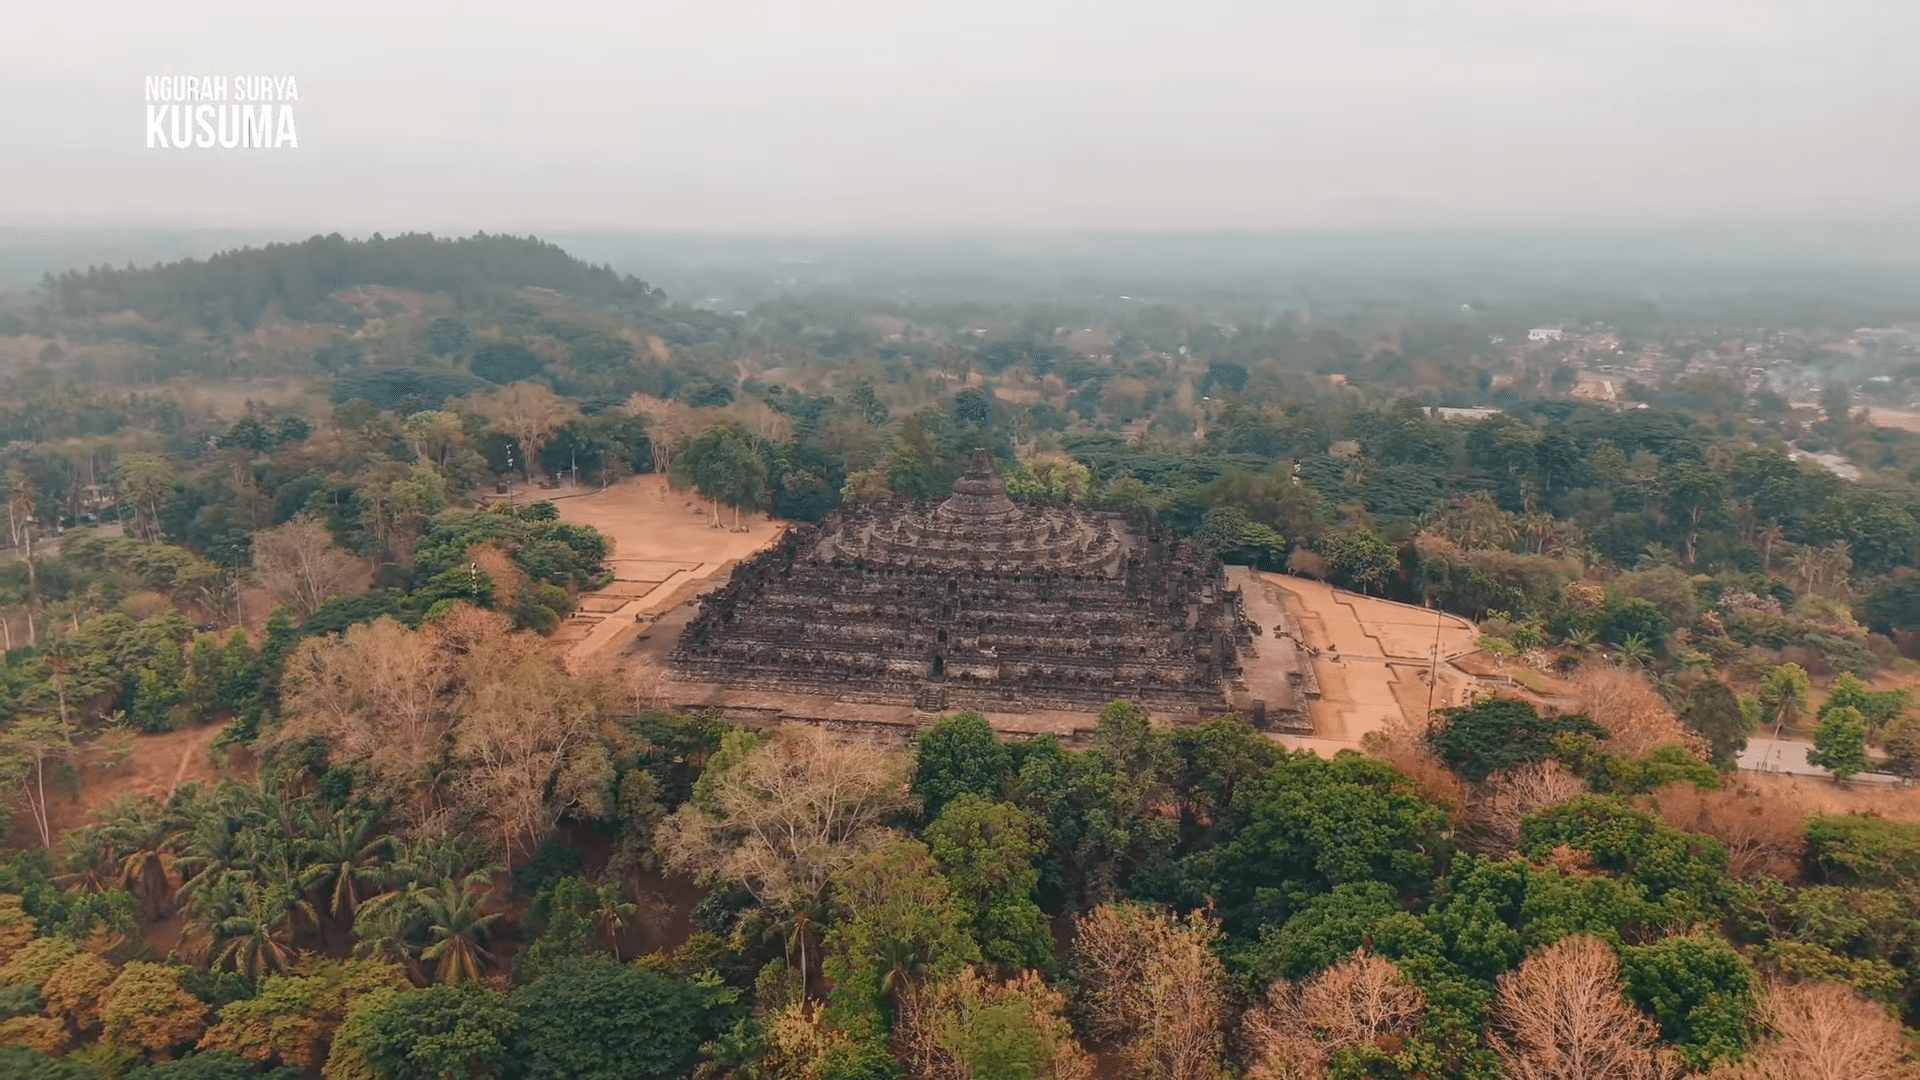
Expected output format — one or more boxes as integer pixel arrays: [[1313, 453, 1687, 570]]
[[1738, 736, 1904, 785]]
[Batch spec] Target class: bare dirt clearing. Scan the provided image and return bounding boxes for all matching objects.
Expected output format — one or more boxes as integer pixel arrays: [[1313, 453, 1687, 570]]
[[35, 723, 238, 843], [553, 475, 788, 671], [1260, 574, 1480, 744]]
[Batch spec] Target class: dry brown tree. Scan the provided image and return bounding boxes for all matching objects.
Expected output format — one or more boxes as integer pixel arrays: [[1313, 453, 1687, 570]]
[[1652, 783, 1806, 881], [250, 515, 367, 618], [1071, 904, 1229, 1080], [1242, 950, 1427, 1080], [451, 638, 613, 862], [895, 968, 1094, 1080], [623, 393, 703, 476], [275, 606, 614, 855], [1571, 666, 1708, 759], [1488, 935, 1680, 1080], [471, 383, 578, 481], [1712, 981, 1920, 1080], [654, 725, 911, 912], [1467, 759, 1588, 854]]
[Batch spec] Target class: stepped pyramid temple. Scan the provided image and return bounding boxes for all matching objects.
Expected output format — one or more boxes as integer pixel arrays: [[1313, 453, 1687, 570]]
[[671, 450, 1311, 729]]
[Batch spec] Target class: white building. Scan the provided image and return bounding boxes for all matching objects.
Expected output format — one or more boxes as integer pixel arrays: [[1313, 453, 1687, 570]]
[[1527, 327, 1565, 342]]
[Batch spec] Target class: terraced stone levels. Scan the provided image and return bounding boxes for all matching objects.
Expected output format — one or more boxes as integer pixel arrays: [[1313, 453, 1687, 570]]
[[671, 450, 1255, 716]]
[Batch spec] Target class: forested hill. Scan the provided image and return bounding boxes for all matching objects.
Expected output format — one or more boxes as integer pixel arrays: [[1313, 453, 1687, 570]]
[[42, 232, 663, 327]]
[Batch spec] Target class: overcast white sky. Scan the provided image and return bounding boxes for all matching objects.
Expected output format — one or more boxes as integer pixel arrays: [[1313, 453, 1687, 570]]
[[4, 0, 1918, 233]]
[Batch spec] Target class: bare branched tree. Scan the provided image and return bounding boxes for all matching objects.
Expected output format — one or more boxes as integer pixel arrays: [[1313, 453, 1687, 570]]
[[1468, 759, 1588, 853], [251, 515, 367, 618], [1072, 904, 1228, 1080], [655, 725, 911, 911], [1716, 981, 1920, 1080], [1651, 783, 1805, 881], [1488, 936, 1679, 1080], [1571, 667, 1707, 759], [275, 606, 612, 855], [1242, 950, 1426, 1080], [472, 383, 578, 481], [624, 393, 703, 476]]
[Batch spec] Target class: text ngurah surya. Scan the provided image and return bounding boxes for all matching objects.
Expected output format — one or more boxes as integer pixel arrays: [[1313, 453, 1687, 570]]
[[144, 75, 299, 149]]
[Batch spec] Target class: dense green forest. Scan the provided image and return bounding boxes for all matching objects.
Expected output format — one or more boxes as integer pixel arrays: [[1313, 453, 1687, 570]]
[[1, 234, 1918, 1078]]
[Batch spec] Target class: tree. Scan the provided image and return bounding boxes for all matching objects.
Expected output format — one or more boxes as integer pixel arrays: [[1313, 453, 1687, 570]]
[[623, 394, 701, 476], [1808, 706, 1871, 782], [1488, 935, 1678, 1080], [1758, 664, 1812, 739], [508, 956, 726, 1080], [1682, 679, 1751, 770], [116, 452, 178, 541], [825, 840, 979, 1007], [1242, 950, 1428, 1080], [1426, 698, 1604, 783], [327, 984, 518, 1080], [300, 805, 392, 934], [1571, 667, 1703, 760], [252, 516, 367, 619], [1177, 751, 1449, 932], [199, 959, 411, 1071], [895, 969, 1092, 1080], [274, 617, 459, 831], [923, 796, 1052, 972], [102, 961, 210, 1061], [1818, 674, 1909, 736], [1070, 905, 1227, 1080], [1618, 935, 1755, 1071], [0, 715, 79, 848], [912, 712, 1012, 822], [418, 875, 503, 985], [1194, 506, 1284, 568], [656, 725, 911, 912], [472, 384, 578, 483], [676, 426, 768, 530], [448, 636, 611, 862], [1718, 980, 1920, 1080], [1651, 784, 1804, 882], [1318, 528, 1397, 594]]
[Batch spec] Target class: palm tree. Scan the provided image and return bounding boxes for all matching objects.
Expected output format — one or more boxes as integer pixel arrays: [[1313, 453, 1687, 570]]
[[93, 795, 186, 919], [300, 805, 391, 934], [209, 883, 309, 979], [586, 880, 639, 960], [1617, 634, 1655, 669], [56, 829, 118, 896], [352, 884, 429, 982], [417, 875, 502, 985]]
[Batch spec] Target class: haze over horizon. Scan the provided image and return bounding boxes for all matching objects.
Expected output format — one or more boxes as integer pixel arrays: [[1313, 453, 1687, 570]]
[[7, 0, 1920, 234]]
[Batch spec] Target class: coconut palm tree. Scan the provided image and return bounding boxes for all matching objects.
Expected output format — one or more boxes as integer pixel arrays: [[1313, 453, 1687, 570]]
[[1617, 634, 1655, 670], [417, 875, 502, 985], [299, 804, 392, 934], [208, 882, 310, 979], [91, 794, 188, 919], [586, 879, 640, 960]]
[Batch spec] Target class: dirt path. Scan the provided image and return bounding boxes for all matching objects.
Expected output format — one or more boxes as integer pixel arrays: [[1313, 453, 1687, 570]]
[[553, 476, 789, 672]]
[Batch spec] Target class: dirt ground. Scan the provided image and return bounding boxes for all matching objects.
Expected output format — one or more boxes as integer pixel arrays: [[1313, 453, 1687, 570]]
[[553, 475, 789, 671], [1259, 574, 1480, 744], [33, 723, 238, 844]]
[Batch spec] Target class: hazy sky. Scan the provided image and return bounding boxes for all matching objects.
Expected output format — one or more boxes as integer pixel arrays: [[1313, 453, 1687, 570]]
[[5, 0, 1919, 233]]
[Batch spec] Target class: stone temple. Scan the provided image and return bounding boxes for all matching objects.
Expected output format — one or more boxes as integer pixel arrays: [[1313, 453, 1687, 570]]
[[671, 450, 1305, 727]]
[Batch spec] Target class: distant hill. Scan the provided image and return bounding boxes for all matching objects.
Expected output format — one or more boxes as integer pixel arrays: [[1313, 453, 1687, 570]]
[[44, 232, 662, 329]]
